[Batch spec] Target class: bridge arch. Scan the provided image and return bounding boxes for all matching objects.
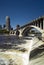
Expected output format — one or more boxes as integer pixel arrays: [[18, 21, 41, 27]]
[[22, 26, 32, 36], [22, 25, 44, 36]]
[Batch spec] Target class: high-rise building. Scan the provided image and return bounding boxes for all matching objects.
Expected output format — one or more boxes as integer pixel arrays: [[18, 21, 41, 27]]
[[6, 16, 10, 31]]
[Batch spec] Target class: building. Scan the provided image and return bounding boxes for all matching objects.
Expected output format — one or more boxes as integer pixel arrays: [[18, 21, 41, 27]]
[[3, 24, 6, 30], [6, 16, 11, 31], [0, 25, 2, 30]]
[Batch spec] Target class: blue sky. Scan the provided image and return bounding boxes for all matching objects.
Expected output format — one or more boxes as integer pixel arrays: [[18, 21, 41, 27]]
[[0, 0, 44, 29]]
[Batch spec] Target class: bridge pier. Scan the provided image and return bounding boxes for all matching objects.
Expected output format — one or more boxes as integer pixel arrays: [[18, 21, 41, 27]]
[[37, 21, 40, 27], [32, 18, 44, 30], [35, 21, 37, 26], [33, 22, 37, 26], [32, 22, 35, 25], [40, 20, 43, 29], [43, 18, 44, 30]]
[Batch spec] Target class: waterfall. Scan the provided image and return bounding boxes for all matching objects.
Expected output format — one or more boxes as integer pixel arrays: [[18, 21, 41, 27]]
[[0, 37, 33, 65], [3, 38, 33, 65], [22, 39, 33, 65], [0, 36, 44, 65]]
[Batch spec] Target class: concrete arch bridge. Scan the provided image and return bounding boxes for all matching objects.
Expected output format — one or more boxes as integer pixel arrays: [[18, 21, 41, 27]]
[[14, 25, 44, 41], [14, 16, 44, 41]]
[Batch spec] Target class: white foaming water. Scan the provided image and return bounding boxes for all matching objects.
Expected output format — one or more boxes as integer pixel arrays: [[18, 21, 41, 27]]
[[0, 58, 9, 65], [0, 36, 44, 65], [0, 37, 33, 65], [5, 39, 32, 65]]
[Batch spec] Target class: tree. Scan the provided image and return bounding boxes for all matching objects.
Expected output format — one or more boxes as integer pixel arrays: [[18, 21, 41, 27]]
[[16, 25, 20, 30]]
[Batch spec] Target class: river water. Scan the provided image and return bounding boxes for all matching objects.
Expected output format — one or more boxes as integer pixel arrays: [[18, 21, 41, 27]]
[[0, 35, 44, 65]]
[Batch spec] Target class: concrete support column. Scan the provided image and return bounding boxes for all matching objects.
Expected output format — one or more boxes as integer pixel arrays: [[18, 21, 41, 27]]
[[33, 22, 35, 25], [35, 21, 37, 26], [43, 18, 44, 30], [40, 19, 43, 29], [37, 21, 39, 27], [40, 21, 42, 29], [37, 20, 40, 28], [38, 21, 40, 27], [35, 22, 37, 26]]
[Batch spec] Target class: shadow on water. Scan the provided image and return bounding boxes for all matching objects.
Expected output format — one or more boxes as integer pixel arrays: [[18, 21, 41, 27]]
[[29, 44, 44, 60]]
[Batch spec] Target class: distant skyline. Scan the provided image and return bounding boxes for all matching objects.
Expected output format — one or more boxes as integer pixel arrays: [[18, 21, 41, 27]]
[[0, 0, 44, 29]]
